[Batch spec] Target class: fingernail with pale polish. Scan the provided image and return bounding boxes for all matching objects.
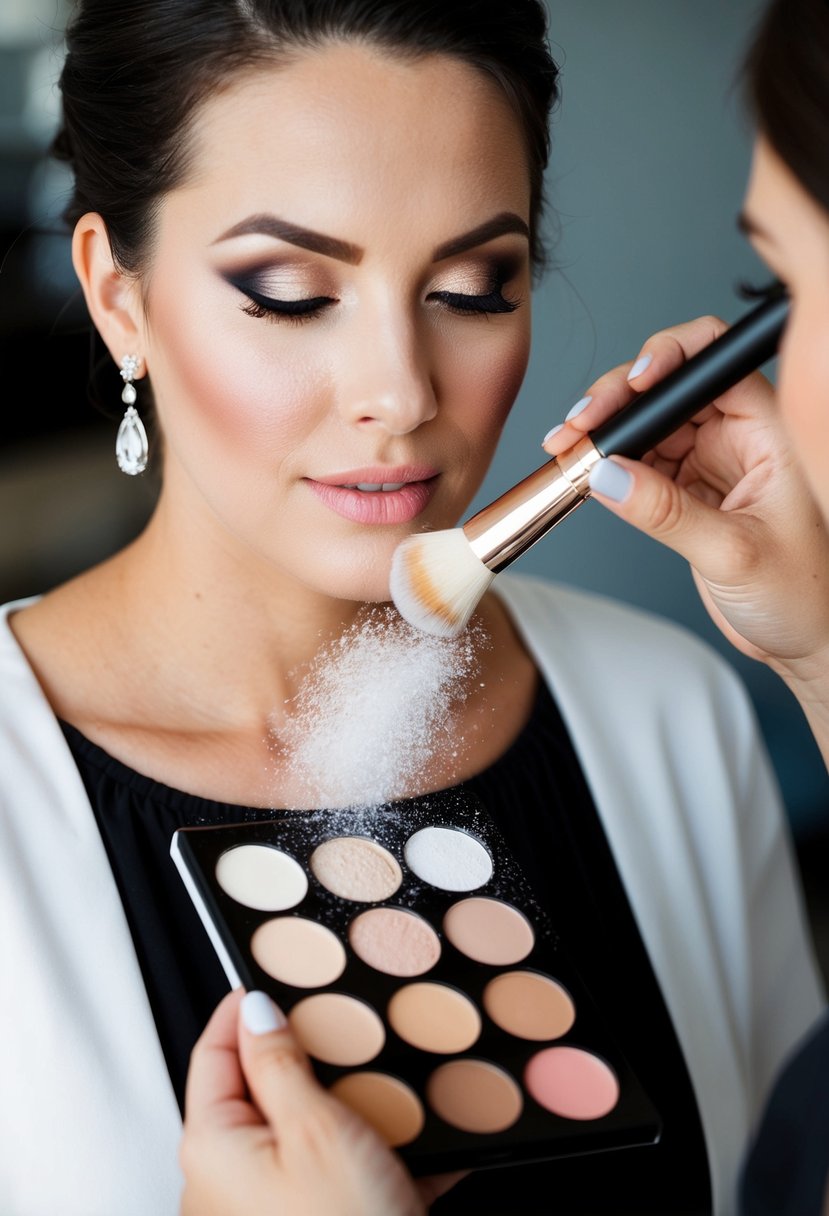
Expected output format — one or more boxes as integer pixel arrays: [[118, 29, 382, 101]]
[[627, 354, 652, 381], [542, 423, 564, 444], [242, 990, 287, 1035], [565, 395, 592, 421], [589, 458, 633, 503]]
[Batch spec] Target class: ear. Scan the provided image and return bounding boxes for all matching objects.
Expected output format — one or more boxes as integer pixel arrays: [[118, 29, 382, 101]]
[[71, 212, 146, 370]]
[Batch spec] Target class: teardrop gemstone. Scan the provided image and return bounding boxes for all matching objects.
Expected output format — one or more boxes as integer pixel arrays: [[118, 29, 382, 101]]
[[116, 406, 148, 475]]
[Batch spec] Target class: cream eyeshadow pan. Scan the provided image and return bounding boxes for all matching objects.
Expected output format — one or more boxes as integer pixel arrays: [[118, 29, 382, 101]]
[[170, 791, 661, 1176]]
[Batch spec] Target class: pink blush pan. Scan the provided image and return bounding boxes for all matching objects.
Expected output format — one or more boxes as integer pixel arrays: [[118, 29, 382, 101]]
[[525, 1046, 621, 1120]]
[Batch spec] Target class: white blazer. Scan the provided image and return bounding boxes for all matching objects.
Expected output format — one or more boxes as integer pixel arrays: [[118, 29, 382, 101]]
[[0, 573, 824, 1216]]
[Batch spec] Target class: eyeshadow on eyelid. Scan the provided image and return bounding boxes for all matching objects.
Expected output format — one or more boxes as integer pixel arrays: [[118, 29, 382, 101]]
[[229, 270, 328, 296], [432, 257, 518, 294], [435, 270, 497, 294]]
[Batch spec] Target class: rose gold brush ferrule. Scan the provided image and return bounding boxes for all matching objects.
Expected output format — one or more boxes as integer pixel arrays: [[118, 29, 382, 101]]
[[464, 435, 602, 572]]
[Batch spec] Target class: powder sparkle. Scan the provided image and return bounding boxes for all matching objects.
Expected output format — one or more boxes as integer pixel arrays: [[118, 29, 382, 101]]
[[270, 606, 486, 808]]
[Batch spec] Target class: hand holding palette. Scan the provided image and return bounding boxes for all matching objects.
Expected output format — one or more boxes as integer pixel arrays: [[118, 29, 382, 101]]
[[170, 791, 661, 1176]]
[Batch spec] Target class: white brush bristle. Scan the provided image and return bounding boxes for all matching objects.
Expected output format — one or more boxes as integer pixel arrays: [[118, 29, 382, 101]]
[[389, 527, 494, 638]]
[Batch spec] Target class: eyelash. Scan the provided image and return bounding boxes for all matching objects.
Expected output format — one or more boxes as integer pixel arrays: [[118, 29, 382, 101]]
[[735, 276, 787, 304], [233, 271, 522, 325], [240, 288, 334, 325], [428, 284, 522, 316]]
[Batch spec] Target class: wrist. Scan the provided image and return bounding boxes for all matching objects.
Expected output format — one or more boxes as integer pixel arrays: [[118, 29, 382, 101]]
[[772, 639, 829, 700], [771, 643, 829, 771]]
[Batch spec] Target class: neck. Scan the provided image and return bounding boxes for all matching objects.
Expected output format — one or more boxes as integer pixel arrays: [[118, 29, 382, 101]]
[[109, 496, 376, 731]]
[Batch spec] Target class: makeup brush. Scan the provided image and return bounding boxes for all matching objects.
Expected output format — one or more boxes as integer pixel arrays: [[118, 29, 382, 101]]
[[390, 290, 790, 638]]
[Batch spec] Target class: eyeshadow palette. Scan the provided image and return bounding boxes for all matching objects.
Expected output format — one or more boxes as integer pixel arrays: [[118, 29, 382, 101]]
[[170, 789, 661, 1176]]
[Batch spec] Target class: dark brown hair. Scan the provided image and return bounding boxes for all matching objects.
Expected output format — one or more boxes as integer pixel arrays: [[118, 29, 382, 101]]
[[53, 0, 561, 276], [743, 0, 829, 215]]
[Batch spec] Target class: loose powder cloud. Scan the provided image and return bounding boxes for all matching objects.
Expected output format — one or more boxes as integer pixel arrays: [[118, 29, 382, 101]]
[[270, 606, 487, 809]]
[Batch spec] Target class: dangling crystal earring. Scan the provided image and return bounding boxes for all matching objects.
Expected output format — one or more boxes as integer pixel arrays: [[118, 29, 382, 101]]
[[116, 354, 149, 475]]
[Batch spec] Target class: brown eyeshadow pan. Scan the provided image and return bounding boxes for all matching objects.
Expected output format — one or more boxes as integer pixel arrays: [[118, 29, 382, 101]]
[[171, 790, 661, 1177], [483, 971, 576, 1041], [427, 1058, 524, 1134]]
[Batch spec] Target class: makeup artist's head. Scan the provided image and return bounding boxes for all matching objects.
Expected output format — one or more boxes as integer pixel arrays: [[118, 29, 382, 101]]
[[54, 0, 559, 605], [741, 0, 829, 521]]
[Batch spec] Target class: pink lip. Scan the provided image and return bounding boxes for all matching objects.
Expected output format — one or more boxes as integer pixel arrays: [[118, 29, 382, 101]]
[[305, 468, 439, 525]]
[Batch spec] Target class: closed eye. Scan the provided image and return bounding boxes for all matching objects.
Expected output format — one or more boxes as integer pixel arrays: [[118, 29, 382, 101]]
[[428, 286, 522, 316], [735, 276, 787, 304], [238, 284, 336, 324]]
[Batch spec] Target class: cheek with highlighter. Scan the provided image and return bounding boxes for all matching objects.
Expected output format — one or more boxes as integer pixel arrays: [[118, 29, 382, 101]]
[[445, 322, 532, 446], [148, 284, 333, 475]]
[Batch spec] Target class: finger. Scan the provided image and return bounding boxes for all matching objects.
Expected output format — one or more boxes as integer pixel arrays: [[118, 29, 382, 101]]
[[587, 454, 755, 581], [620, 314, 728, 395], [237, 990, 322, 1135], [183, 987, 253, 1134], [542, 314, 729, 457]]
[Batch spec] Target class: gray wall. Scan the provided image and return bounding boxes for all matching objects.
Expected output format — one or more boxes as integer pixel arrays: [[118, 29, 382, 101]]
[[1, 0, 827, 834], [468, 0, 829, 836]]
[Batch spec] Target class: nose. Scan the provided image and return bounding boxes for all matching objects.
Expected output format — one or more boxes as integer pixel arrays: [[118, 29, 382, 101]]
[[337, 311, 438, 435]]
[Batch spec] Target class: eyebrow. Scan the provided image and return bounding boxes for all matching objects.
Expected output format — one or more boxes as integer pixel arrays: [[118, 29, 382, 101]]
[[432, 212, 530, 261], [213, 215, 363, 264], [736, 210, 775, 245], [213, 210, 530, 265]]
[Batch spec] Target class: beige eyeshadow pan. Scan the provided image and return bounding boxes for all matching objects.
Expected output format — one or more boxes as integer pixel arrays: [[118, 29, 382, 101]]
[[349, 907, 441, 976], [442, 895, 534, 964], [387, 982, 481, 1053], [289, 992, 385, 1066], [251, 916, 346, 987], [310, 836, 402, 902]]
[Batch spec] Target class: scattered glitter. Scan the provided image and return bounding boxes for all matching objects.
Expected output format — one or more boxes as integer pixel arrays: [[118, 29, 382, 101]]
[[269, 606, 487, 808]]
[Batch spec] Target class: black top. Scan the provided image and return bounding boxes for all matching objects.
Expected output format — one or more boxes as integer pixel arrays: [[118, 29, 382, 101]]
[[60, 676, 711, 1215], [738, 1009, 829, 1216]]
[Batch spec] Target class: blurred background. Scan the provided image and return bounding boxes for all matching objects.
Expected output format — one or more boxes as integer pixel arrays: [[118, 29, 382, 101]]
[[1, 1, 827, 968]]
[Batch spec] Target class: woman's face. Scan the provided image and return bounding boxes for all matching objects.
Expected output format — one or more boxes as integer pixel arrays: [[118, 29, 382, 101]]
[[137, 43, 532, 604], [741, 135, 829, 523]]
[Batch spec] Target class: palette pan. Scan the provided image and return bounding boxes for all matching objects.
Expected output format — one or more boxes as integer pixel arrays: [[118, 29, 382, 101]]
[[171, 789, 661, 1176]]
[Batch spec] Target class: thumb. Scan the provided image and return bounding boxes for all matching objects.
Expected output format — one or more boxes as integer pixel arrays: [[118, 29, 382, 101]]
[[587, 455, 739, 580], [238, 990, 321, 1131]]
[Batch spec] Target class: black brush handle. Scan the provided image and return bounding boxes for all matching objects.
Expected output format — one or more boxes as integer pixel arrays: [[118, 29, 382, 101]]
[[590, 292, 790, 459]]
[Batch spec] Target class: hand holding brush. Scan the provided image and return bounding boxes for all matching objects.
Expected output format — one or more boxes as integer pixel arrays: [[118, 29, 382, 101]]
[[541, 299, 829, 683], [389, 292, 792, 641]]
